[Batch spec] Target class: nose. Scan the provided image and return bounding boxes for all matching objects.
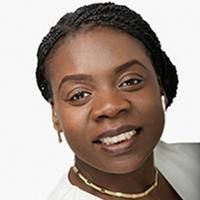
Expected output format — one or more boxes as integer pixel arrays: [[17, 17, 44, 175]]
[[92, 91, 131, 121]]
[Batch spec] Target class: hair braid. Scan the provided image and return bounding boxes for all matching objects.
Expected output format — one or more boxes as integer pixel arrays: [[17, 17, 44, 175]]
[[36, 2, 178, 107]]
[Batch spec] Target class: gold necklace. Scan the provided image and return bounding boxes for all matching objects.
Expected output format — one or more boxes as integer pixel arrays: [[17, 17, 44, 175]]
[[72, 165, 159, 199]]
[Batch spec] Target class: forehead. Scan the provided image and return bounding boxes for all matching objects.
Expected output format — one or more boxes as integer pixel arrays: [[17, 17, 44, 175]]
[[47, 26, 154, 81]]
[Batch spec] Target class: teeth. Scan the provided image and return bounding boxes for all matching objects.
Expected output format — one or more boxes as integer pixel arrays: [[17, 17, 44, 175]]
[[100, 130, 137, 145]]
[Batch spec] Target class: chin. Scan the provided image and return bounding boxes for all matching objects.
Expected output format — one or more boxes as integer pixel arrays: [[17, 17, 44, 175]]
[[99, 155, 149, 174]]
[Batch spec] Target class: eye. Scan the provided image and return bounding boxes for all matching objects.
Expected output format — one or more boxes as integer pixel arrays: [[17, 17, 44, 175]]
[[119, 78, 143, 90], [70, 91, 91, 101], [67, 89, 92, 105]]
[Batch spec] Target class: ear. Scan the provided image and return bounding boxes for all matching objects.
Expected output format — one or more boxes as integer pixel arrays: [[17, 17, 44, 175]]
[[160, 89, 168, 110], [156, 76, 167, 105]]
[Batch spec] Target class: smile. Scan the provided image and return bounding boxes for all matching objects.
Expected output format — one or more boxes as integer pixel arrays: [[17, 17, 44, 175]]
[[100, 130, 137, 145]]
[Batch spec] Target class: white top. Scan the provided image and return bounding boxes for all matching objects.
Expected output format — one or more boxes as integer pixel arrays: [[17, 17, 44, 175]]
[[47, 141, 200, 200]]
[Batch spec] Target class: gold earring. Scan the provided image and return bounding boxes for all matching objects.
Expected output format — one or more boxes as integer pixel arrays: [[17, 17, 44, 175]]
[[54, 122, 62, 143], [161, 96, 166, 111]]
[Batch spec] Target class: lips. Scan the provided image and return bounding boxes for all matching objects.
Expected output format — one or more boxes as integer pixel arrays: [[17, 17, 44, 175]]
[[93, 125, 141, 145], [93, 125, 141, 155], [100, 130, 137, 145]]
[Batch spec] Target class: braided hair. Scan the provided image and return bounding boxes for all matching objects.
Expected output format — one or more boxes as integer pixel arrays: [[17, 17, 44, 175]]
[[36, 2, 178, 107]]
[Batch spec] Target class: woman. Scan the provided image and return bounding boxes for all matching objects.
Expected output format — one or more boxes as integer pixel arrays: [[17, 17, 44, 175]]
[[36, 2, 200, 200]]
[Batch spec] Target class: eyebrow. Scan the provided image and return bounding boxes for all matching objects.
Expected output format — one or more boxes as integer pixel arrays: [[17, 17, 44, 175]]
[[113, 59, 147, 75], [58, 74, 93, 91], [58, 59, 147, 91]]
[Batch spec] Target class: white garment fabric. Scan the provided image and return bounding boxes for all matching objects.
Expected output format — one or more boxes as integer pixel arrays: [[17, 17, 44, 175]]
[[154, 141, 200, 200], [47, 141, 200, 200]]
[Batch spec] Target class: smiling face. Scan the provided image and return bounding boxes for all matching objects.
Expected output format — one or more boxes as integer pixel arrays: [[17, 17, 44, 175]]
[[47, 27, 165, 174]]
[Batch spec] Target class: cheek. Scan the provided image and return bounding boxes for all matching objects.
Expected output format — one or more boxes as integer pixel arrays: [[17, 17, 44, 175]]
[[133, 85, 164, 136], [58, 105, 87, 129], [57, 105, 90, 146], [145, 95, 163, 120], [141, 97, 165, 142]]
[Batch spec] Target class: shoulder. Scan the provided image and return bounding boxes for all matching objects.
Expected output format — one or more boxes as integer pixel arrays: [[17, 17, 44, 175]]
[[47, 174, 100, 200], [155, 141, 200, 163], [155, 141, 200, 170], [155, 141, 200, 200]]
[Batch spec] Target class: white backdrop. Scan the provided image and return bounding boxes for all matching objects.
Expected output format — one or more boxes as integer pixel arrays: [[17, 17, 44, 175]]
[[0, 0, 199, 199]]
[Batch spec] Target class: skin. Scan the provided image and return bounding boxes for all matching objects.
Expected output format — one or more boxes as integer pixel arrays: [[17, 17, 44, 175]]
[[46, 27, 181, 199]]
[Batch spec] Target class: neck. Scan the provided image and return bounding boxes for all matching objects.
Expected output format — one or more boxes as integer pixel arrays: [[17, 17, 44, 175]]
[[69, 154, 156, 198]]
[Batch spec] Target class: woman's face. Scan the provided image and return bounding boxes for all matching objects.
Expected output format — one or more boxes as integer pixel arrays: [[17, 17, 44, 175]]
[[47, 27, 165, 174]]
